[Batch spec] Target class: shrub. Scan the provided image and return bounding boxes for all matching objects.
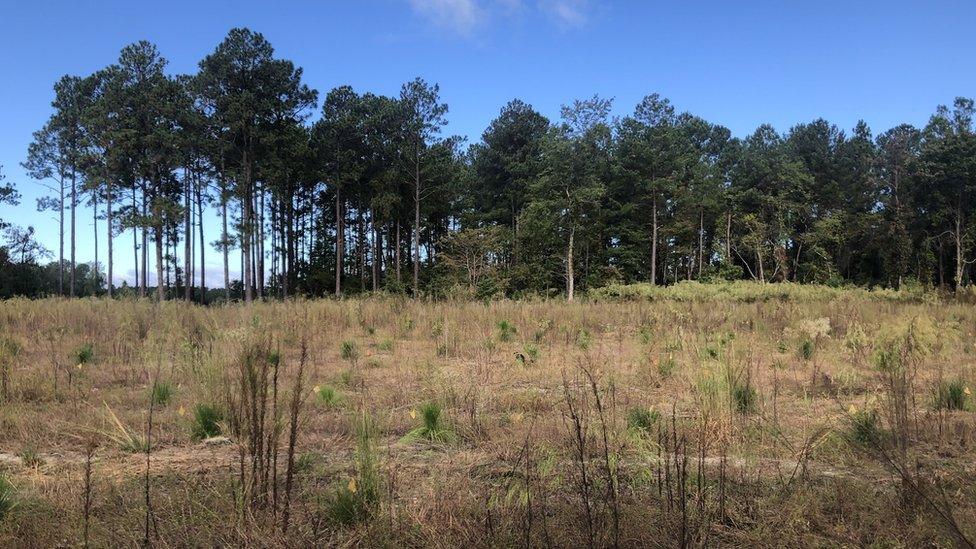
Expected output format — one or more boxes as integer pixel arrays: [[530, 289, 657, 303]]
[[190, 403, 223, 441], [934, 379, 970, 411], [401, 401, 456, 444]]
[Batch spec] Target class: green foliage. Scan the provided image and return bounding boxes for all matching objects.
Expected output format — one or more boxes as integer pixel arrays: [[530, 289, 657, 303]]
[[627, 407, 660, 434], [18, 448, 43, 468], [0, 476, 16, 520], [190, 403, 223, 441], [799, 339, 814, 361], [401, 401, 456, 444], [149, 380, 174, 407], [933, 379, 970, 411], [844, 407, 883, 447], [74, 343, 94, 365], [496, 320, 517, 342], [731, 383, 758, 414], [323, 413, 380, 526], [315, 385, 343, 408]]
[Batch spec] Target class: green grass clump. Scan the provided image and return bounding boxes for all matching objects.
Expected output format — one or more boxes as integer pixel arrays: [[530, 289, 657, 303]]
[[376, 339, 394, 352], [627, 407, 660, 434], [18, 448, 43, 468], [315, 385, 344, 408], [844, 407, 883, 447], [799, 339, 814, 361], [190, 403, 223, 441], [340, 341, 359, 361], [324, 413, 380, 526], [934, 379, 970, 411], [401, 402, 456, 444], [497, 320, 517, 342], [0, 475, 16, 520], [74, 343, 94, 365], [731, 383, 758, 414], [149, 380, 174, 407]]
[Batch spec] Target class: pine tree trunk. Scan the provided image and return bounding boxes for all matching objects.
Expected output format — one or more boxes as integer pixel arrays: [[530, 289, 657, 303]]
[[184, 173, 192, 301], [141, 182, 148, 297], [725, 210, 732, 261], [413, 151, 421, 296], [650, 197, 658, 285], [221, 186, 230, 301], [132, 187, 139, 292], [107, 182, 113, 298], [955, 208, 964, 290], [372, 209, 380, 292], [698, 207, 704, 279], [567, 226, 575, 302], [70, 171, 76, 297], [396, 221, 402, 284], [243, 157, 253, 303], [257, 185, 265, 299], [93, 192, 98, 293], [197, 176, 205, 304], [58, 180, 64, 295], [335, 190, 343, 297]]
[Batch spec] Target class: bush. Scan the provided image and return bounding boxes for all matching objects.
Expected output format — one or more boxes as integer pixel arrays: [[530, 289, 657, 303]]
[[190, 403, 223, 441]]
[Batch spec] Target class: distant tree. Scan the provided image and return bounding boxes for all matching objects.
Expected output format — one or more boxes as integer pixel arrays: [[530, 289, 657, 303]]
[[399, 78, 448, 296]]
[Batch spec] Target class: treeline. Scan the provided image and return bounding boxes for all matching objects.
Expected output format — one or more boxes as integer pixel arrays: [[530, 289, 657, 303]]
[[2, 27, 975, 301]]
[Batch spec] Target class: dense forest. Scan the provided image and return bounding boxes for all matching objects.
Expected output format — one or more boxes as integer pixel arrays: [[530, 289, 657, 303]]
[[1, 27, 974, 301]]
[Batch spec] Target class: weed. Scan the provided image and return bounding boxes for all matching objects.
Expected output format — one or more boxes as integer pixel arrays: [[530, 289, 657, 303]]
[[102, 403, 148, 453], [376, 339, 394, 352], [799, 339, 814, 360]]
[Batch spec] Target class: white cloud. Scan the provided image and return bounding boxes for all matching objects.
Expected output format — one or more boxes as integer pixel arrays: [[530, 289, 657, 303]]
[[408, 0, 486, 34], [539, 0, 589, 28]]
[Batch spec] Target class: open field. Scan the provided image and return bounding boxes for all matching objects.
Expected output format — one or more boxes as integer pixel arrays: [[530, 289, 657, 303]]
[[0, 285, 974, 547]]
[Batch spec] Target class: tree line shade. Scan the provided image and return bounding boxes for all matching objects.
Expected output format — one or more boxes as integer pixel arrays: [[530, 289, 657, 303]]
[[2, 27, 976, 301]]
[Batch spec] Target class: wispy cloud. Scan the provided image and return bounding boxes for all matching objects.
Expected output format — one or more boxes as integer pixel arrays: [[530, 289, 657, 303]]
[[539, 0, 589, 28], [407, 0, 591, 36], [408, 0, 486, 35]]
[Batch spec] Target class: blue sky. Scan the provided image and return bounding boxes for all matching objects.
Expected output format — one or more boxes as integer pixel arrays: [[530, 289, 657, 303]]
[[1, 0, 974, 285]]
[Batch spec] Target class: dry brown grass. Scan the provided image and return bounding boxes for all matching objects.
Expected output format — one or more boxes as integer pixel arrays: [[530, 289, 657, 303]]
[[0, 290, 974, 547]]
